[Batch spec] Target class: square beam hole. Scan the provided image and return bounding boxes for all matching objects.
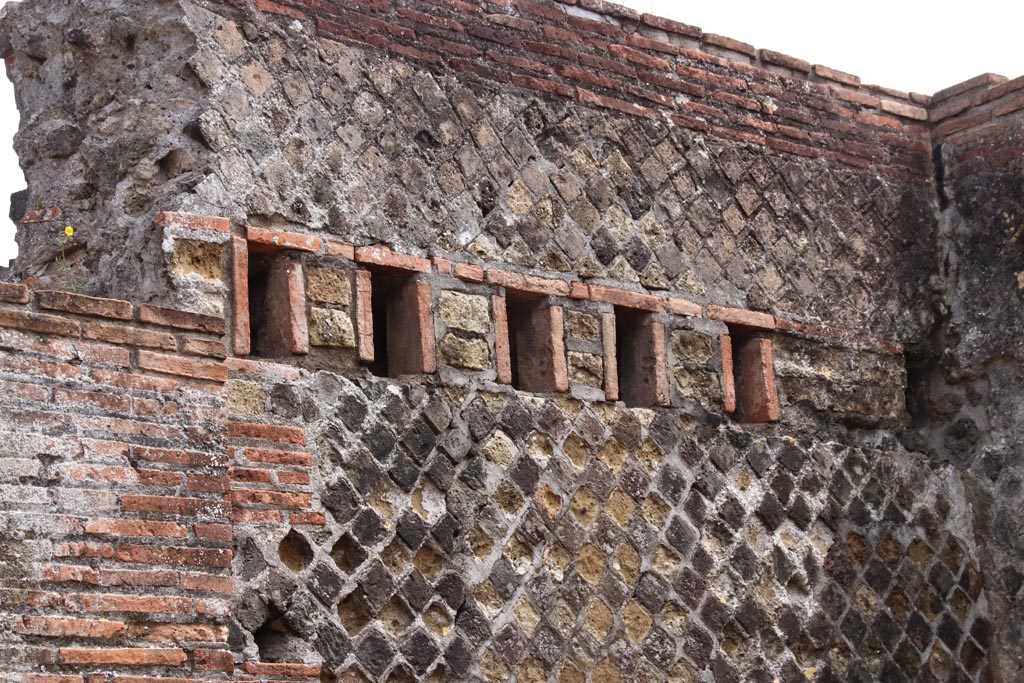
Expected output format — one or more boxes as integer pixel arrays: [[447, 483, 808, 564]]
[[505, 295, 567, 394], [366, 271, 434, 378], [614, 308, 668, 407]]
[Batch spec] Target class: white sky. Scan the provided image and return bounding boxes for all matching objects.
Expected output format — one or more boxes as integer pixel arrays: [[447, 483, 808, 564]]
[[1, 1, 1022, 266]]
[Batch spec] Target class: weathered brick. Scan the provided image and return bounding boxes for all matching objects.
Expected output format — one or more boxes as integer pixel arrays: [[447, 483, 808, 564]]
[[493, 295, 512, 385], [706, 304, 775, 330], [0, 307, 81, 337], [60, 647, 187, 665], [720, 334, 736, 414], [83, 322, 176, 350], [589, 284, 666, 312], [231, 237, 251, 356], [354, 245, 431, 272], [246, 226, 322, 253], [138, 350, 228, 383], [155, 211, 230, 234], [84, 519, 188, 538], [0, 281, 31, 304], [17, 615, 126, 639], [137, 305, 226, 335]]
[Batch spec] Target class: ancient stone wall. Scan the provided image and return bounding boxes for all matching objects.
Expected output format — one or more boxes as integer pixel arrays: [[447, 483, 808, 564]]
[[0, 1, 1020, 682]]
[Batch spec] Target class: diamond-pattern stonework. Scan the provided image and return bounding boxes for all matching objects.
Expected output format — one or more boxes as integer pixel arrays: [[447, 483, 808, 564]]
[[232, 374, 988, 682], [181, 16, 936, 343]]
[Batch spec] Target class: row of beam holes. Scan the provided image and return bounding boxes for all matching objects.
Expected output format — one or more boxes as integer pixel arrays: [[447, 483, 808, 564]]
[[249, 258, 664, 405], [248, 256, 735, 413]]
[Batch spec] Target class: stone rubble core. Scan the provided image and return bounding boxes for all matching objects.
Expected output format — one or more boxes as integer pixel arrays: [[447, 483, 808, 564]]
[[0, 1, 1021, 683]]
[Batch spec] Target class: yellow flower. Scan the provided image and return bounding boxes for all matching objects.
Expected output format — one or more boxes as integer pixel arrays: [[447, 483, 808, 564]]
[[64, 225, 74, 237]]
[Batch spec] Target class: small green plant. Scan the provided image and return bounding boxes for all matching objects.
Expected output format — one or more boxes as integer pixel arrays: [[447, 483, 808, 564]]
[[927, 448, 940, 462], [55, 225, 74, 273]]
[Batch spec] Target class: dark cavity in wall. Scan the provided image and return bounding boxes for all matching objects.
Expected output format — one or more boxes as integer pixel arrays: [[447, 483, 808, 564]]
[[367, 270, 420, 378], [506, 294, 541, 391], [247, 253, 272, 357], [505, 293, 563, 393], [615, 308, 657, 407]]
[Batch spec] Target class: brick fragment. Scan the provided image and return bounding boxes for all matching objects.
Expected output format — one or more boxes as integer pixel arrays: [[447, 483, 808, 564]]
[[932, 72, 1007, 103], [454, 262, 484, 283], [42, 564, 99, 584], [181, 337, 227, 358], [60, 647, 187, 665], [589, 284, 665, 312], [702, 33, 755, 58], [241, 662, 321, 676], [354, 245, 431, 272], [138, 350, 228, 383], [84, 519, 188, 538], [128, 622, 228, 643], [246, 226, 322, 253], [432, 257, 452, 275], [120, 495, 228, 518], [486, 269, 571, 297], [812, 64, 860, 86], [226, 357, 301, 381], [668, 297, 702, 317], [325, 239, 356, 259], [18, 615, 126, 639], [137, 305, 226, 335], [232, 237, 251, 356], [255, 0, 305, 20], [706, 304, 775, 330], [0, 307, 81, 337], [879, 99, 928, 120], [195, 647, 234, 671], [601, 312, 618, 401], [720, 334, 736, 414], [240, 446, 312, 466], [231, 488, 312, 508], [354, 270, 374, 363], [641, 12, 702, 38], [0, 281, 30, 304], [83, 322, 176, 350], [492, 295, 512, 385], [290, 511, 327, 526], [155, 211, 230, 233], [180, 573, 233, 594], [228, 422, 307, 445]]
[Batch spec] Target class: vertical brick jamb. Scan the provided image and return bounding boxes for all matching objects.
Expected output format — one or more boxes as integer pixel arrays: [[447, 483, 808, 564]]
[[601, 312, 618, 401], [232, 237, 250, 356], [549, 305, 569, 393], [736, 337, 779, 422], [720, 334, 736, 414], [415, 280, 436, 374], [355, 270, 374, 363], [285, 261, 309, 355], [493, 295, 512, 385], [650, 321, 670, 407]]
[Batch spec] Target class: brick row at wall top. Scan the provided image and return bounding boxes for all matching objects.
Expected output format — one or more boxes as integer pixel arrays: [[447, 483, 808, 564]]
[[928, 73, 1024, 176], [206, 0, 935, 181]]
